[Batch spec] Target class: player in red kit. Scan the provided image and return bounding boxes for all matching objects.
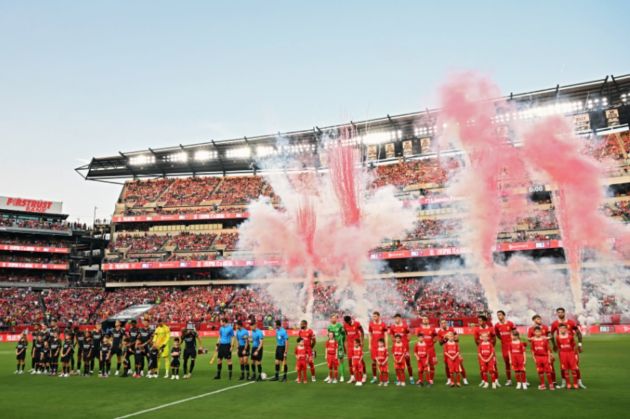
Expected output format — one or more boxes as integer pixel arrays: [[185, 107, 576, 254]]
[[477, 333, 498, 389], [444, 332, 462, 387], [437, 319, 468, 386], [473, 314, 499, 387], [416, 316, 437, 385], [368, 311, 388, 384], [509, 331, 528, 390], [298, 320, 316, 382], [295, 338, 308, 384], [528, 314, 557, 386], [392, 334, 407, 387], [551, 307, 585, 389], [530, 326, 555, 390], [375, 338, 389, 386], [351, 339, 364, 387], [389, 314, 413, 384], [556, 324, 580, 390], [343, 316, 365, 384], [494, 310, 516, 386], [413, 331, 431, 386], [325, 332, 339, 384]]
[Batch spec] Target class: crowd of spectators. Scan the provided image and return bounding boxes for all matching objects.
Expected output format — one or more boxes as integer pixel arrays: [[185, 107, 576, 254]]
[[41, 288, 105, 325], [581, 133, 627, 161], [110, 234, 169, 253], [160, 177, 222, 207], [0, 272, 66, 284], [0, 216, 78, 231], [0, 236, 71, 248], [604, 199, 630, 221], [372, 157, 461, 190], [0, 288, 44, 330], [0, 254, 68, 264]]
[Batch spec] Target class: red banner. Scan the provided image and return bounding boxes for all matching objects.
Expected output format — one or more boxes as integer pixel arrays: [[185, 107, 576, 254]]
[[0, 244, 69, 254], [112, 212, 250, 223], [0, 261, 68, 270], [370, 240, 562, 260], [103, 258, 281, 271], [103, 240, 561, 271]]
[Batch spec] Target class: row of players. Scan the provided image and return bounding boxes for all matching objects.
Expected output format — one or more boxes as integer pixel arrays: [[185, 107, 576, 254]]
[[14, 307, 585, 390], [210, 307, 584, 390], [14, 319, 201, 379]]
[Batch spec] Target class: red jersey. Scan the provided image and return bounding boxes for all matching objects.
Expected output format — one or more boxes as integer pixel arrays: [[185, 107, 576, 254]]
[[530, 337, 550, 357], [527, 323, 550, 339], [551, 319, 579, 337], [494, 321, 516, 346], [375, 346, 388, 363], [416, 325, 437, 350], [298, 328, 315, 351], [477, 341, 495, 359], [389, 322, 410, 346], [557, 334, 576, 353], [437, 326, 455, 346], [325, 340, 338, 358], [344, 321, 363, 344], [473, 325, 496, 345], [509, 341, 527, 356], [368, 321, 388, 343], [392, 342, 407, 362], [414, 341, 429, 358], [444, 341, 460, 357], [351, 346, 363, 363], [295, 346, 307, 361]]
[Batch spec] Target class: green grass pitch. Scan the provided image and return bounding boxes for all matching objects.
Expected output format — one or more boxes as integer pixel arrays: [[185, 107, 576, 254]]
[[1, 334, 628, 419]]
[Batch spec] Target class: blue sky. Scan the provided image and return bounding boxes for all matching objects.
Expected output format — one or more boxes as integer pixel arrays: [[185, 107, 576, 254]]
[[0, 0, 628, 221]]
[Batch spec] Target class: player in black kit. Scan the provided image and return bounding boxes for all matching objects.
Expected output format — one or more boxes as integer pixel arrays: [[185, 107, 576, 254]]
[[49, 332, 61, 376], [91, 324, 104, 373], [99, 336, 112, 377], [82, 334, 94, 376], [15, 334, 27, 374], [182, 326, 203, 379], [31, 334, 44, 375], [60, 334, 74, 377], [133, 338, 145, 378], [121, 337, 132, 378], [75, 328, 86, 374], [63, 323, 76, 372], [109, 320, 126, 376], [170, 337, 181, 380]]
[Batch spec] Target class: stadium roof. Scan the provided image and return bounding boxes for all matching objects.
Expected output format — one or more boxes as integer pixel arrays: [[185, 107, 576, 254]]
[[77, 73, 630, 182]]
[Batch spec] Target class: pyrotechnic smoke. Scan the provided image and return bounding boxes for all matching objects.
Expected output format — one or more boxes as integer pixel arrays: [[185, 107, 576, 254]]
[[437, 73, 528, 315], [237, 132, 417, 324], [521, 116, 630, 314]]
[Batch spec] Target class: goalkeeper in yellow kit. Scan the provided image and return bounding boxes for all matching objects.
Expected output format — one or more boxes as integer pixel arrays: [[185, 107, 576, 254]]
[[153, 319, 171, 378]]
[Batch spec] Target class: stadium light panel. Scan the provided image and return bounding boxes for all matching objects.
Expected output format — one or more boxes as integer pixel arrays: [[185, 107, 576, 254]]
[[256, 145, 275, 157], [362, 132, 388, 145], [226, 147, 251, 159], [166, 152, 188, 163], [194, 150, 216, 161], [129, 155, 155, 166]]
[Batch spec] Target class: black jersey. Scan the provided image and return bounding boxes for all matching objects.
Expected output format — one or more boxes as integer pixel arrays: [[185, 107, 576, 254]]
[[111, 328, 125, 348], [50, 339, 61, 357], [16, 341, 27, 355], [170, 346, 181, 359], [139, 328, 152, 344], [81, 342, 93, 357], [76, 333, 86, 349], [33, 340, 44, 353], [64, 328, 75, 342], [62, 341, 74, 356], [182, 330, 198, 352], [92, 331, 103, 348], [100, 344, 111, 359], [148, 347, 159, 360], [128, 327, 139, 342], [134, 346, 144, 360]]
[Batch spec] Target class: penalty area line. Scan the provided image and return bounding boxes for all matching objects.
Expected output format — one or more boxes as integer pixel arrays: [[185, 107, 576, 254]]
[[113, 356, 341, 419]]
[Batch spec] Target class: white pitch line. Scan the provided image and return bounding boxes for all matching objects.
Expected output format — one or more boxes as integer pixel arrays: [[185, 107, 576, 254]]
[[113, 354, 347, 419]]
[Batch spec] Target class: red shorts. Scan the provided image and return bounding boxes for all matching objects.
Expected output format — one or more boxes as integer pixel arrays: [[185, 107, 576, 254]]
[[447, 358, 461, 373], [427, 349, 437, 366], [511, 355, 525, 371], [394, 360, 405, 370], [478, 360, 496, 373], [417, 356, 429, 370], [378, 363, 389, 373], [327, 356, 339, 368], [352, 361, 364, 373], [534, 356, 551, 373], [560, 352, 578, 370], [296, 360, 307, 370]]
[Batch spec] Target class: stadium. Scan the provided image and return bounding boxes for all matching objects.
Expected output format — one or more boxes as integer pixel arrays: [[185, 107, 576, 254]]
[[2, 3, 630, 419]]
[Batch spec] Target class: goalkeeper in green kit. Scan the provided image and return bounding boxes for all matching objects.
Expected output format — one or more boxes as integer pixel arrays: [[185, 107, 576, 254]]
[[325, 314, 347, 382]]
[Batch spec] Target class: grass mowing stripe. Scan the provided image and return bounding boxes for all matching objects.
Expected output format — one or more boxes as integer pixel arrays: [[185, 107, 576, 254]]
[[113, 352, 359, 419]]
